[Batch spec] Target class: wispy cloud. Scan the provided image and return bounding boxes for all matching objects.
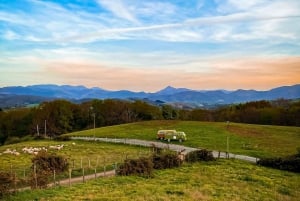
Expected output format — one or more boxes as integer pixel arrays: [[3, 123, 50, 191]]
[[96, 0, 138, 23], [1, 0, 299, 44], [65, 12, 300, 43], [1, 0, 299, 90]]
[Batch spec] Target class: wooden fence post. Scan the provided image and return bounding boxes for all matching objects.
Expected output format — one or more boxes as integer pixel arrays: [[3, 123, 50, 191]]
[[69, 168, 72, 187], [14, 171, 17, 192], [53, 169, 56, 187], [82, 168, 85, 183], [23, 168, 26, 179], [103, 157, 106, 176], [34, 163, 37, 189]]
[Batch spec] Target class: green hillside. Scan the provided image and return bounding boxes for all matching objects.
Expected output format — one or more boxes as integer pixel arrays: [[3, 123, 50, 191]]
[[7, 160, 300, 201], [66, 120, 300, 158]]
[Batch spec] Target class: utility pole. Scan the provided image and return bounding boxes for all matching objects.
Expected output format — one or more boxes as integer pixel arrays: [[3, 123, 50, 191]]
[[93, 113, 96, 141], [226, 136, 229, 158], [44, 120, 47, 137], [37, 124, 39, 136], [90, 106, 96, 141]]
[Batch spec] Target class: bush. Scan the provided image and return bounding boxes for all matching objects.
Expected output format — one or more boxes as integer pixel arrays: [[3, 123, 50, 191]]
[[152, 151, 182, 170], [150, 144, 163, 154], [32, 151, 69, 173], [4, 137, 21, 145], [0, 172, 13, 197], [185, 149, 215, 163], [29, 169, 50, 189], [53, 135, 71, 141], [116, 157, 153, 177], [257, 155, 300, 173], [30, 151, 69, 189]]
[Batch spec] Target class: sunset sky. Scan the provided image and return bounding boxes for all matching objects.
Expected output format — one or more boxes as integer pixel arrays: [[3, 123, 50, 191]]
[[1, 0, 300, 92]]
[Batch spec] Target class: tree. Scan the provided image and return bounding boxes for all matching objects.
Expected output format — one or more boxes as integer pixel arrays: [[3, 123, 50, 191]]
[[31, 100, 75, 136], [162, 105, 178, 120], [131, 100, 162, 121]]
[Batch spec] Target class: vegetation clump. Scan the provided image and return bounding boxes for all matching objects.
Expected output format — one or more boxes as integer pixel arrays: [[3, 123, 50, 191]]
[[117, 150, 185, 177], [257, 149, 300, 173], [185, 149, 215, 163], [116, 157, 153, 177], [152, 151, 183, 169], [53, 135, 71, 141], [29, 151, 68, 189], [0, 172, 13, 197]]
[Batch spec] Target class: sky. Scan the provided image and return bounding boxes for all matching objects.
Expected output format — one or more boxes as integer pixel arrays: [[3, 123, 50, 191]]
[[0, 0, 300, 92]]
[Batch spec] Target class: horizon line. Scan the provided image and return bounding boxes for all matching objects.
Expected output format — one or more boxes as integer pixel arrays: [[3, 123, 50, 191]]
[[0, 83, 299, 93]]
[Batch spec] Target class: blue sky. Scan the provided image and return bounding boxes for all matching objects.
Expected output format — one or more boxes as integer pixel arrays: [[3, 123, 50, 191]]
[[0, 0, 299, 92]]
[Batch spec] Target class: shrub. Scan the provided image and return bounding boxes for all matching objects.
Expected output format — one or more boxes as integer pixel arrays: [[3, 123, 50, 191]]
[[150, 143, 163, 154], [53, 135, 71, 141], [0, 172, 13, 197], [116, 157, 153, 177], [185, 149, 215, 163], [4, 137, 21, 145], [29, 169, 50, 189], [152, 151, 182, 169], [257, 155, 300, 173], [32, 151, 69, 173], [30, 151, 69, 189]]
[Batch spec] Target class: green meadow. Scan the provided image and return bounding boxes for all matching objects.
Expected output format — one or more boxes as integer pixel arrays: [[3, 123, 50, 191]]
[[6, 159, 300, 201], [0, 140, 150, 172], [67, 120, 300, 158], [1, 120, 299, 200]]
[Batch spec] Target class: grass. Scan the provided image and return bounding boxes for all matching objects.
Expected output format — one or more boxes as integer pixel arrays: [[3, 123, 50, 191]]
[[0, 139, 151, 173], [66, 120, 300, 158], [5, 159, 300, 201]]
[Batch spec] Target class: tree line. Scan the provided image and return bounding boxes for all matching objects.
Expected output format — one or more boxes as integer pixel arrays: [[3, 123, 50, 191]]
[[0, 99, 299, 145]]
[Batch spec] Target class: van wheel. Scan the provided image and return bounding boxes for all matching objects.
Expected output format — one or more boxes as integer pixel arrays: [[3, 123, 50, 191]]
[[179, 139, 182, 143], [167, 139, 170, 142]]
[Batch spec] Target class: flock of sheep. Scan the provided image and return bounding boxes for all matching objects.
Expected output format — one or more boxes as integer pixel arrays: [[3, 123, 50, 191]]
[[0, 143, 75, 156]]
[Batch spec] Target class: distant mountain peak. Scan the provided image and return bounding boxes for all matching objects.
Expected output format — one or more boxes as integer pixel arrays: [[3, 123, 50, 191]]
[[156, 86, 191, 95], [0, 84, 299, 108]]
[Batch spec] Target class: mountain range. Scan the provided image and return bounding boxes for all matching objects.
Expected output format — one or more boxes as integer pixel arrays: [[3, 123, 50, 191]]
[[0, 84, 299, 108]]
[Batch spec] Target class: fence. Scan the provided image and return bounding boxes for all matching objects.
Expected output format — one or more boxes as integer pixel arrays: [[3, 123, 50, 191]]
[[0, 151, 152, 192]]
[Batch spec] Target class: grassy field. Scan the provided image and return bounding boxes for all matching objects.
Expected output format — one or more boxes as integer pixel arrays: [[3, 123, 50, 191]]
[[6, 159, 300, 201], [66, 120, 300, 158], [0, 140, 151, 173]]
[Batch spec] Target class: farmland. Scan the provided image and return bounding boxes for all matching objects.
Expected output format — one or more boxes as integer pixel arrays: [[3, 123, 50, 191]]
[[66, 120, 300, 158], [1, 120, 300, 200], [6, 159, 300, 201]]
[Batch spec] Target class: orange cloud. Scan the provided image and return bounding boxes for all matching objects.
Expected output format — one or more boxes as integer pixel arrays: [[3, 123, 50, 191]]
[[43, 56, 300, 91]]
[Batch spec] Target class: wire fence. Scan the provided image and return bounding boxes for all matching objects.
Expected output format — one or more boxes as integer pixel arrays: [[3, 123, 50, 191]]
[[0, 151, 152, 191]]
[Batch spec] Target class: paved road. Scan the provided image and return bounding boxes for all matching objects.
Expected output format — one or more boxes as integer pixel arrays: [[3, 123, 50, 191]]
[[71, 137, 259, 163]]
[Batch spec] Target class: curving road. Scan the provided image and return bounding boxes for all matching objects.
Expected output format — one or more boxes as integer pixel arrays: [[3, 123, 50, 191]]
[[71, 136, 259, 163]]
